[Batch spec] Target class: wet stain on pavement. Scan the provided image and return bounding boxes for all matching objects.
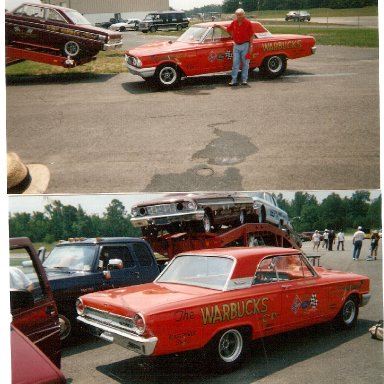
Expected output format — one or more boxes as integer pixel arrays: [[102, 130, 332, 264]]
[[144, 165, 243, 191], [192, 128, 257, 165]]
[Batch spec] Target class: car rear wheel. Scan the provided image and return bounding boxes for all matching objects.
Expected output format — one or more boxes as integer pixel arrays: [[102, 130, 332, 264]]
[[207, 328, 249, 372], [63, 41, 80, 57], [176, 24, 183, 31], [258, 206, 267, 223], [261, 55, 287, 78], [334, 297, 359, 329], [149, 26, 157, 33], [119, 26, 126, 32], [155, 64, 181, 88]]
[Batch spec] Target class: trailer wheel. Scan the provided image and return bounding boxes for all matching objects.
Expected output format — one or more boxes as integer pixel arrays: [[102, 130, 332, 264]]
[[64, 41, 80, 57]]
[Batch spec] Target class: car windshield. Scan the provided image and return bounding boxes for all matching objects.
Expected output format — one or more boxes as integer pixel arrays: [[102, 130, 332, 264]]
[[177, 26, 209, 42], [64, 9, 92, 25], [156, 255, 234, 290], [43, 245, 96, 271]]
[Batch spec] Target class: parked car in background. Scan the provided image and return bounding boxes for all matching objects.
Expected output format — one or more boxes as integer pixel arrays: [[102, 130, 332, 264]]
[[285, 10, 311, 22], [40, 237, 161, 342], [6, 2, 122, 58], [246, 192, 289, 227], [110, 19, 141, 32], [130, 192, 255, 235], [10, 237, 61, 368], [77, 247, 370, 372], [139, 10, 189, 33], [11, 325, 66, 384], [300, 231, 324, 242], [125, 21, 316, 88]]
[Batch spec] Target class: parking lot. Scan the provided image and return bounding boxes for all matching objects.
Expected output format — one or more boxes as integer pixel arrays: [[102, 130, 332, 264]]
[[61, 237, 382, 384], [6, 34, 379, 193]]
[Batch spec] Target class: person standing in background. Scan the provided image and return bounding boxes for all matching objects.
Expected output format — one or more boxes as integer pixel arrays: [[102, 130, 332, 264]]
[[337, 230, 345, 251], [352, 226, 365, 260]]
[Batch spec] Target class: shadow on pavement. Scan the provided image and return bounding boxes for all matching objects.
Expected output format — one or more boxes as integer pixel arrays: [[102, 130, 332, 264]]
[[95, 320, 372, 383], [6, 72, 118, 85]]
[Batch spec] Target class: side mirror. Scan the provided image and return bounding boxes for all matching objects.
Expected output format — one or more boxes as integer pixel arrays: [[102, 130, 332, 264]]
[[10, 289, 34, 311], [108, 259, 124, 270]]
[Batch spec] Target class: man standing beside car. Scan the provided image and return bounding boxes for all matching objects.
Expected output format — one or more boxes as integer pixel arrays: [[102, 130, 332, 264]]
[[215, 8, 254, 86]]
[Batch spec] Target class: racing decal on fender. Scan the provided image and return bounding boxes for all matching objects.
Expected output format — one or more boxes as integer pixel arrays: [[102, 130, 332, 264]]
[[262, 40, 302, 52], [225, 50, 233, 59], [201, 297, 269, 325]]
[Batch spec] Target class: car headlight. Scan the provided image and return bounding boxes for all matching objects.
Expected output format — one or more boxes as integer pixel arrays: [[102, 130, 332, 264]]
[[98, 34, 107, 42], [76, 298, 84, 316], [133, 313, 146, 335], [131, 207, 138, 217]]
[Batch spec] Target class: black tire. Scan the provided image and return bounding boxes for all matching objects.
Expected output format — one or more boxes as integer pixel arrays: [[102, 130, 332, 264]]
[[176, 24, 182, 31], [195, 211, 212, 233], [155, 64, 181, 88], [261, 55, 287, 78], [119, 26, 126, 32], [207, 328, 248, 372], [334, 297, 359, 329], [149, 25, 157, 33], [63, 41, 80, 57], [59, 313, 72, 341]]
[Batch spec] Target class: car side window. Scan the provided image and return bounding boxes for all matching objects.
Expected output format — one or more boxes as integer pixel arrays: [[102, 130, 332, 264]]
[[132, 243, 154, 267], [100, 246, 134, 269], [10, 248, 45, 303], [47, 9, 66, 23], [21, 5, 45, 19], [253, 257, 278, 284], [274, 255, 315, 279], [213, 27, 231, 42]]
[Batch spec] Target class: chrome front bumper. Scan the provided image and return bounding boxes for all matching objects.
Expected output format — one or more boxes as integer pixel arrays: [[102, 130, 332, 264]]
[[78, 316, 158, 355], [361, 293, 371, 307], [103, 42, 123, 50], [131, 210, 205, 228], [311, 46, 317, 54], [126, 63, 156, 78]]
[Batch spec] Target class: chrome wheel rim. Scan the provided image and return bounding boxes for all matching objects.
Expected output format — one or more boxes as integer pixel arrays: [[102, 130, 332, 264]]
[[218, 329, 243, 363]]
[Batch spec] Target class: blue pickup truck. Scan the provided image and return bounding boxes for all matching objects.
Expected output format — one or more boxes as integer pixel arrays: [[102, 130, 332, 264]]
[[41, 237, 162, 341]]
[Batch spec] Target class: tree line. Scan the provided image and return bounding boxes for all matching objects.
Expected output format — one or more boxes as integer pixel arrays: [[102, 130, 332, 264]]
[[8, 191, 381, 243], [188, 0, 377, 14], [276, 191, 381, 233]]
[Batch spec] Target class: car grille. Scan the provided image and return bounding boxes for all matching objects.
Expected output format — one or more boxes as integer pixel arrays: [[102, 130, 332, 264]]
[[146, 204, 177, 215], [84, 306, 135, 333]]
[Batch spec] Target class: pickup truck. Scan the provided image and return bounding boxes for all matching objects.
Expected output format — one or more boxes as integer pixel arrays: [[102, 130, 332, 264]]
[[10, 237, 61, 368], [40, 237, 162, 341]]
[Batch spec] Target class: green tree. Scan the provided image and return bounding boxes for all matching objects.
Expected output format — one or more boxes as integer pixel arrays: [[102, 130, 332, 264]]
[[345, 191, 370, 229], [319, 193, 346, 230]]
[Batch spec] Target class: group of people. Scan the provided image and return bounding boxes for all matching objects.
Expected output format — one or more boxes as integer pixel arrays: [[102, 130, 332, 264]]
[[311, 227, 380, 261], [311, 229, 345, 251]]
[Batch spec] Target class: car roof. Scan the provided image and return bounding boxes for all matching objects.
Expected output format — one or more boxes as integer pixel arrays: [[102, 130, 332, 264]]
[[177, 246, 301, 279], [19, 2, 75, 11], [56, 237, 148, 245], [194, 21, 269, 34]]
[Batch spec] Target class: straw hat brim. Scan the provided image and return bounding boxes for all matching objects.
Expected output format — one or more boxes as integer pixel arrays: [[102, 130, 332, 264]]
[[7, 163, 50, 194]]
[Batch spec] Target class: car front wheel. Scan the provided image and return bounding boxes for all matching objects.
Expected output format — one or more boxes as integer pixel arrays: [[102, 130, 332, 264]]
[[59, 313, 72, 341], [155, 64, 181, 88], [63, 41, 80, 57], [334, 297, 359, 329], [261, 55, 287, 78]]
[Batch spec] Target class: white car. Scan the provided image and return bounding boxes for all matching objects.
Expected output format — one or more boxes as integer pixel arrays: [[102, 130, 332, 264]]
[[247, 192, 289, 227], [109, 19, 140, 32]]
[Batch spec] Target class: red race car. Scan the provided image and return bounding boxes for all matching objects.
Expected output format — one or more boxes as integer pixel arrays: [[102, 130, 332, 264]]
[[125, 21, 316, 88], [77, 247, 370, 372]]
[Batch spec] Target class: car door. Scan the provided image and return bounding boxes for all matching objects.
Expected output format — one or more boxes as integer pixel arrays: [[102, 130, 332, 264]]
[[194, 27, 233, 75], [98, 244, 142, 288], [130, 241, 160, 283], [275, 254, 328, 330], [10, 241, 61, 367]]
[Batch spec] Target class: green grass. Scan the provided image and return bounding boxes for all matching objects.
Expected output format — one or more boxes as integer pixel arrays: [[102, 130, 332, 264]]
[[268, 26, 378, 47], [252, 6, 378, 18]]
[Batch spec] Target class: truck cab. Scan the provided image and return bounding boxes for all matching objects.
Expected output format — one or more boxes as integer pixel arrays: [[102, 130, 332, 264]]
[[41, 237, 161, 341]]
